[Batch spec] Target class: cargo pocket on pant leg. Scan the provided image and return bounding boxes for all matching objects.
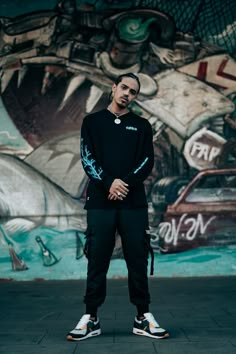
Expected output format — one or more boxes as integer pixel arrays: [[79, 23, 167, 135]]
[[144, 229, 154, 276], [83, 226, 94, 259]]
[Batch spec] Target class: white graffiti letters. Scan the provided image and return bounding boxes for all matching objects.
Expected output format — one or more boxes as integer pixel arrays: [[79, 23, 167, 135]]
[[159, 213, 216, 245], [190, 142, 220, 161]]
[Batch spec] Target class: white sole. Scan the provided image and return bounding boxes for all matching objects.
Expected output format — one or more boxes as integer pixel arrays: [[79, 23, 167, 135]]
[[133, 328, 169, 339], [67, 329, 101, 341]]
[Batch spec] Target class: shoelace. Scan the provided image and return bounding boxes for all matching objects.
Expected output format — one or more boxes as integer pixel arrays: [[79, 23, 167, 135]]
[[75, 315, 90, 329], [145, 313, 160, 327]]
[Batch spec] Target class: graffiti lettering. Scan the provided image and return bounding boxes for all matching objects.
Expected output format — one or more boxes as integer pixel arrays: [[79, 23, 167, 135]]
[[159, 213, 216, 245], [190, 142, 220, 161], [197, 58, 236, 90]]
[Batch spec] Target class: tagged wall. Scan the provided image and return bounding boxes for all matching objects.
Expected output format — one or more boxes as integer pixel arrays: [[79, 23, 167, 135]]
[[0, 0, 236, 280]]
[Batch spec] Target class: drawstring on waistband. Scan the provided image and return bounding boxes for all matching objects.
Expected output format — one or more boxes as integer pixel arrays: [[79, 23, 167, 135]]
[[149, 245, 154, 276]]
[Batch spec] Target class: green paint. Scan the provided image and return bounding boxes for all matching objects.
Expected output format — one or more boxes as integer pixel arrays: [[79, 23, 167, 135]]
[[179, 255, 220, 263], [0, 97, 32, 151], [0, 224, 12, 245], [0, 225, 236, 278], [130, 102, 143, 115], [117, 17, 156, 42]]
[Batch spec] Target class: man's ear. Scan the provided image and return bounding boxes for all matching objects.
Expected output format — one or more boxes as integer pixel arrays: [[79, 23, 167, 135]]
[[112, 83, 116, 94]]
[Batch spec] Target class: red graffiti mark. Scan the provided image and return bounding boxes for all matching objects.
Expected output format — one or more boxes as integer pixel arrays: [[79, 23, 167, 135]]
[[197, 61, 207, 81], [217, 57, 236, 81], [197, 61, 227, 90]]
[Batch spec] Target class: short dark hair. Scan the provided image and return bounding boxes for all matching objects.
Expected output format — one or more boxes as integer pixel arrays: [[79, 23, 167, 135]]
[[114, 73, 141, 93]]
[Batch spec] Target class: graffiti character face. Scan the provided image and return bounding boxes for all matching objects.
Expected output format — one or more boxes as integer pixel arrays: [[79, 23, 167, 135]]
[[112, 77, 139, 109]]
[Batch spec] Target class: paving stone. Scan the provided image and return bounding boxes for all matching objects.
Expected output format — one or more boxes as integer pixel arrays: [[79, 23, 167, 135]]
[[211, 315, 236, 327], [74, 342, 156, 354], [154, 342, 236, 354], [230, 339, 236, 346], [24, 319, 76, 331], [182, 327, 235, 341], [0, 332, 46, 345], [167, 316, 219, 328], [1, 310, 61, 321], [0, 344, 77, 354], [169, 309, 219, 318], [0, 277, 235, 353]]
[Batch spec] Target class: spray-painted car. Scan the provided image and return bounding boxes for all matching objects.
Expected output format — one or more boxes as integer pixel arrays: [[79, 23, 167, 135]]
[[0, 12, 57, 56], [150, 168, 236, 253]]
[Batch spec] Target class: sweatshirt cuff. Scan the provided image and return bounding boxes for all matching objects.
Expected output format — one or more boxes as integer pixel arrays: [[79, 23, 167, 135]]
[[102, 175, 114, 192]]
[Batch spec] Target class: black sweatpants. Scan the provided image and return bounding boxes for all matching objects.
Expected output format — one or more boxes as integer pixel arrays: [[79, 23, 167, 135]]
[[83, 208, 151, 309]]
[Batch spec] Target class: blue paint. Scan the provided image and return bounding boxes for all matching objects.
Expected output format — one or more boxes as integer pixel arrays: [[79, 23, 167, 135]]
[[1, 223, 236, 279], [0, 97, 32, 152]]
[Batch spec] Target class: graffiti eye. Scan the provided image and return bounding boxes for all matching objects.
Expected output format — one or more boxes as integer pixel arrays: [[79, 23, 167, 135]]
[[202, 101, 208, 107], [2, 44, 13, 54]]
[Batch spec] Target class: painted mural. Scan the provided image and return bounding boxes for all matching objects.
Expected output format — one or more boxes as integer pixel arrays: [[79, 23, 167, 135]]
[[0, 0, 236, 279]]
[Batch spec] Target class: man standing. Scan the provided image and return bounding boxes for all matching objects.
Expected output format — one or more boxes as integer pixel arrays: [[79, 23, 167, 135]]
[[67, 73, 169, 341]]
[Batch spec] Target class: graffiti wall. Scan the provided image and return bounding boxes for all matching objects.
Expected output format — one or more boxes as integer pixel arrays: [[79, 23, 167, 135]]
[[0, 0, 236, 280]]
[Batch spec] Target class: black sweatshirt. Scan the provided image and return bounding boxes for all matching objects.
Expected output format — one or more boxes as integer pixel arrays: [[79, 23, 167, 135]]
[[80, 109, 154, 209]]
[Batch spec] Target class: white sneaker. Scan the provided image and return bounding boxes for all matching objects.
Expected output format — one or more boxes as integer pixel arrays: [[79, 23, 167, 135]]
[[67, 314, 101, 341], [133, 312, 169, 339]]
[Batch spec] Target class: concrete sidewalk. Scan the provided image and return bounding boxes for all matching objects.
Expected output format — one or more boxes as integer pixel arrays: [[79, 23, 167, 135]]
[[0, 277, 236, 354]]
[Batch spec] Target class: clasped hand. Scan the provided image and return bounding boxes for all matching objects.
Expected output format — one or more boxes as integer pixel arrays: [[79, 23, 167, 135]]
[[108, 179, 129, 201]]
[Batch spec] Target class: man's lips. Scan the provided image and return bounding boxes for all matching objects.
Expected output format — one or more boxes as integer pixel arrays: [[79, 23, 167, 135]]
[[121, 97, 128, 103]]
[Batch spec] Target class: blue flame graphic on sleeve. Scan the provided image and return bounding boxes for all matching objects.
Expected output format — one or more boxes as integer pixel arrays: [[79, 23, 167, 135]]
[[81, 138, 103, 180], [133, 157, 149, 174]]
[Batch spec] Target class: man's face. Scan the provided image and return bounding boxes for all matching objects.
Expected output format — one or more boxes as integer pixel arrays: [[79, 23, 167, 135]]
[[112, 77, 139, 108]]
